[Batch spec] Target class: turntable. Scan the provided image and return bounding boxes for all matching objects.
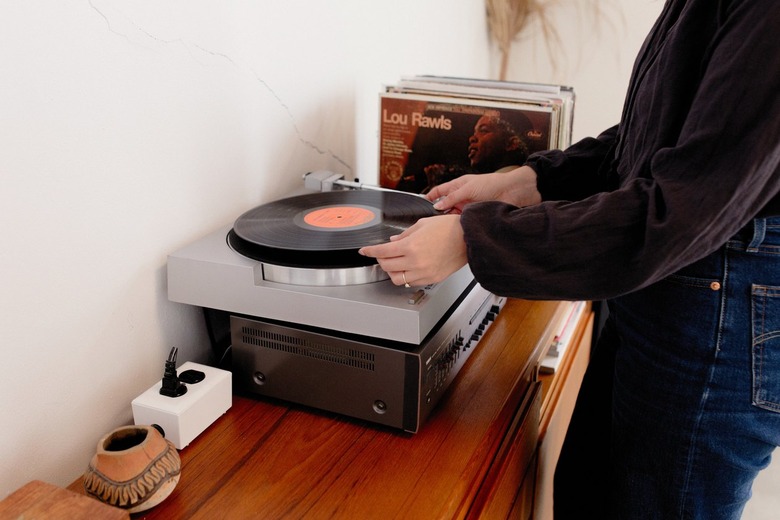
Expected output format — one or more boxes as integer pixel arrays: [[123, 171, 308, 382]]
[[167, 171, 505, 432]]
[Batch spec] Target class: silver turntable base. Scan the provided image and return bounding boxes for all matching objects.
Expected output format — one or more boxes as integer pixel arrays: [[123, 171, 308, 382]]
[[168, 224, 474, 344]]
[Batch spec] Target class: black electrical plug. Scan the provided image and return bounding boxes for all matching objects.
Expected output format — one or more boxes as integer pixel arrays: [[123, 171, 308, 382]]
[[159, 347, 187, 397]]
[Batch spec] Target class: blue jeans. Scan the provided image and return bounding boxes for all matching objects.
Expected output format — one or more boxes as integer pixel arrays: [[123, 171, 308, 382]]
[[555, 217, 780, 519]]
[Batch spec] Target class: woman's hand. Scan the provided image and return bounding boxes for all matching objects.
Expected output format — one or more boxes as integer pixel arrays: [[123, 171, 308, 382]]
[[358, 214, 467, 287], [426, 165, 541, 213]]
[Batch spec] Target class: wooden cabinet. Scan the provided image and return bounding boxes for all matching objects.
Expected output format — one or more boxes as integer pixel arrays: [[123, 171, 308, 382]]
[[535, 305, 594, 519], [471, 382, 541, 519], [68, 299, 592, 519]]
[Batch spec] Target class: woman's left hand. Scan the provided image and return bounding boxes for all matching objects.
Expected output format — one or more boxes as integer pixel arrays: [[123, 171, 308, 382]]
[[358, 214, 467, 287]]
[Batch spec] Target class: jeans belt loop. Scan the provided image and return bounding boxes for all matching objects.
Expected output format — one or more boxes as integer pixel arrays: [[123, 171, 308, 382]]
[[747, 218, 767, 252]]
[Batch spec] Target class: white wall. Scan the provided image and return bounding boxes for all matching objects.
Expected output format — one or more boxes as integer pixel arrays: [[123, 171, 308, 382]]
[[0, 0, 489, 495], [1, 1, 775, 516]]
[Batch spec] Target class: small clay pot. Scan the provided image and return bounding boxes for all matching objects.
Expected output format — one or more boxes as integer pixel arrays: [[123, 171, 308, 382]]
[[83, 425, 181, 513]]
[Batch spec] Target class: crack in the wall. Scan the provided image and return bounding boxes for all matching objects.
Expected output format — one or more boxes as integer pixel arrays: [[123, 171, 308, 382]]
[[88, 0, 352, 174]]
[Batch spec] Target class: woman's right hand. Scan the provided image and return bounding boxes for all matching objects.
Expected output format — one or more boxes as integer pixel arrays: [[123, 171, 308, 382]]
[[426, 165, 542, 214]]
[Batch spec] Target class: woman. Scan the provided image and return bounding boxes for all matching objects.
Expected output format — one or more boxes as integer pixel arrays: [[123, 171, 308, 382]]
[[359, 1, 780, 518]]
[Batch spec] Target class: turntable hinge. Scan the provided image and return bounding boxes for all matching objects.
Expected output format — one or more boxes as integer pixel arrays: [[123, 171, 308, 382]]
[[304, 170, 346, 192]]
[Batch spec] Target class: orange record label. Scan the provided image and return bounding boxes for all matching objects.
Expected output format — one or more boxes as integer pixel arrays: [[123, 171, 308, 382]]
[[303, 206, 378, 229]]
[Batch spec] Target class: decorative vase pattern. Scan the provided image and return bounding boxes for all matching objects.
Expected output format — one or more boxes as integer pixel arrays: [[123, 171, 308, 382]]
[[83, 425, 181, 513]]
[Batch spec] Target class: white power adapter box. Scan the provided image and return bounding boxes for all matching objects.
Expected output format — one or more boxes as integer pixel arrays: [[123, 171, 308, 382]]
[[131, 361, 232, 449]]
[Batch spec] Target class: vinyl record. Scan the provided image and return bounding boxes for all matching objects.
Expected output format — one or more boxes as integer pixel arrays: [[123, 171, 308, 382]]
[[228, 190, 437, 268]]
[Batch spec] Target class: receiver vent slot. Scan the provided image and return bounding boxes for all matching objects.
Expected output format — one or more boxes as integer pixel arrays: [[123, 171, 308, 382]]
[[239, 325, 376, 371]]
